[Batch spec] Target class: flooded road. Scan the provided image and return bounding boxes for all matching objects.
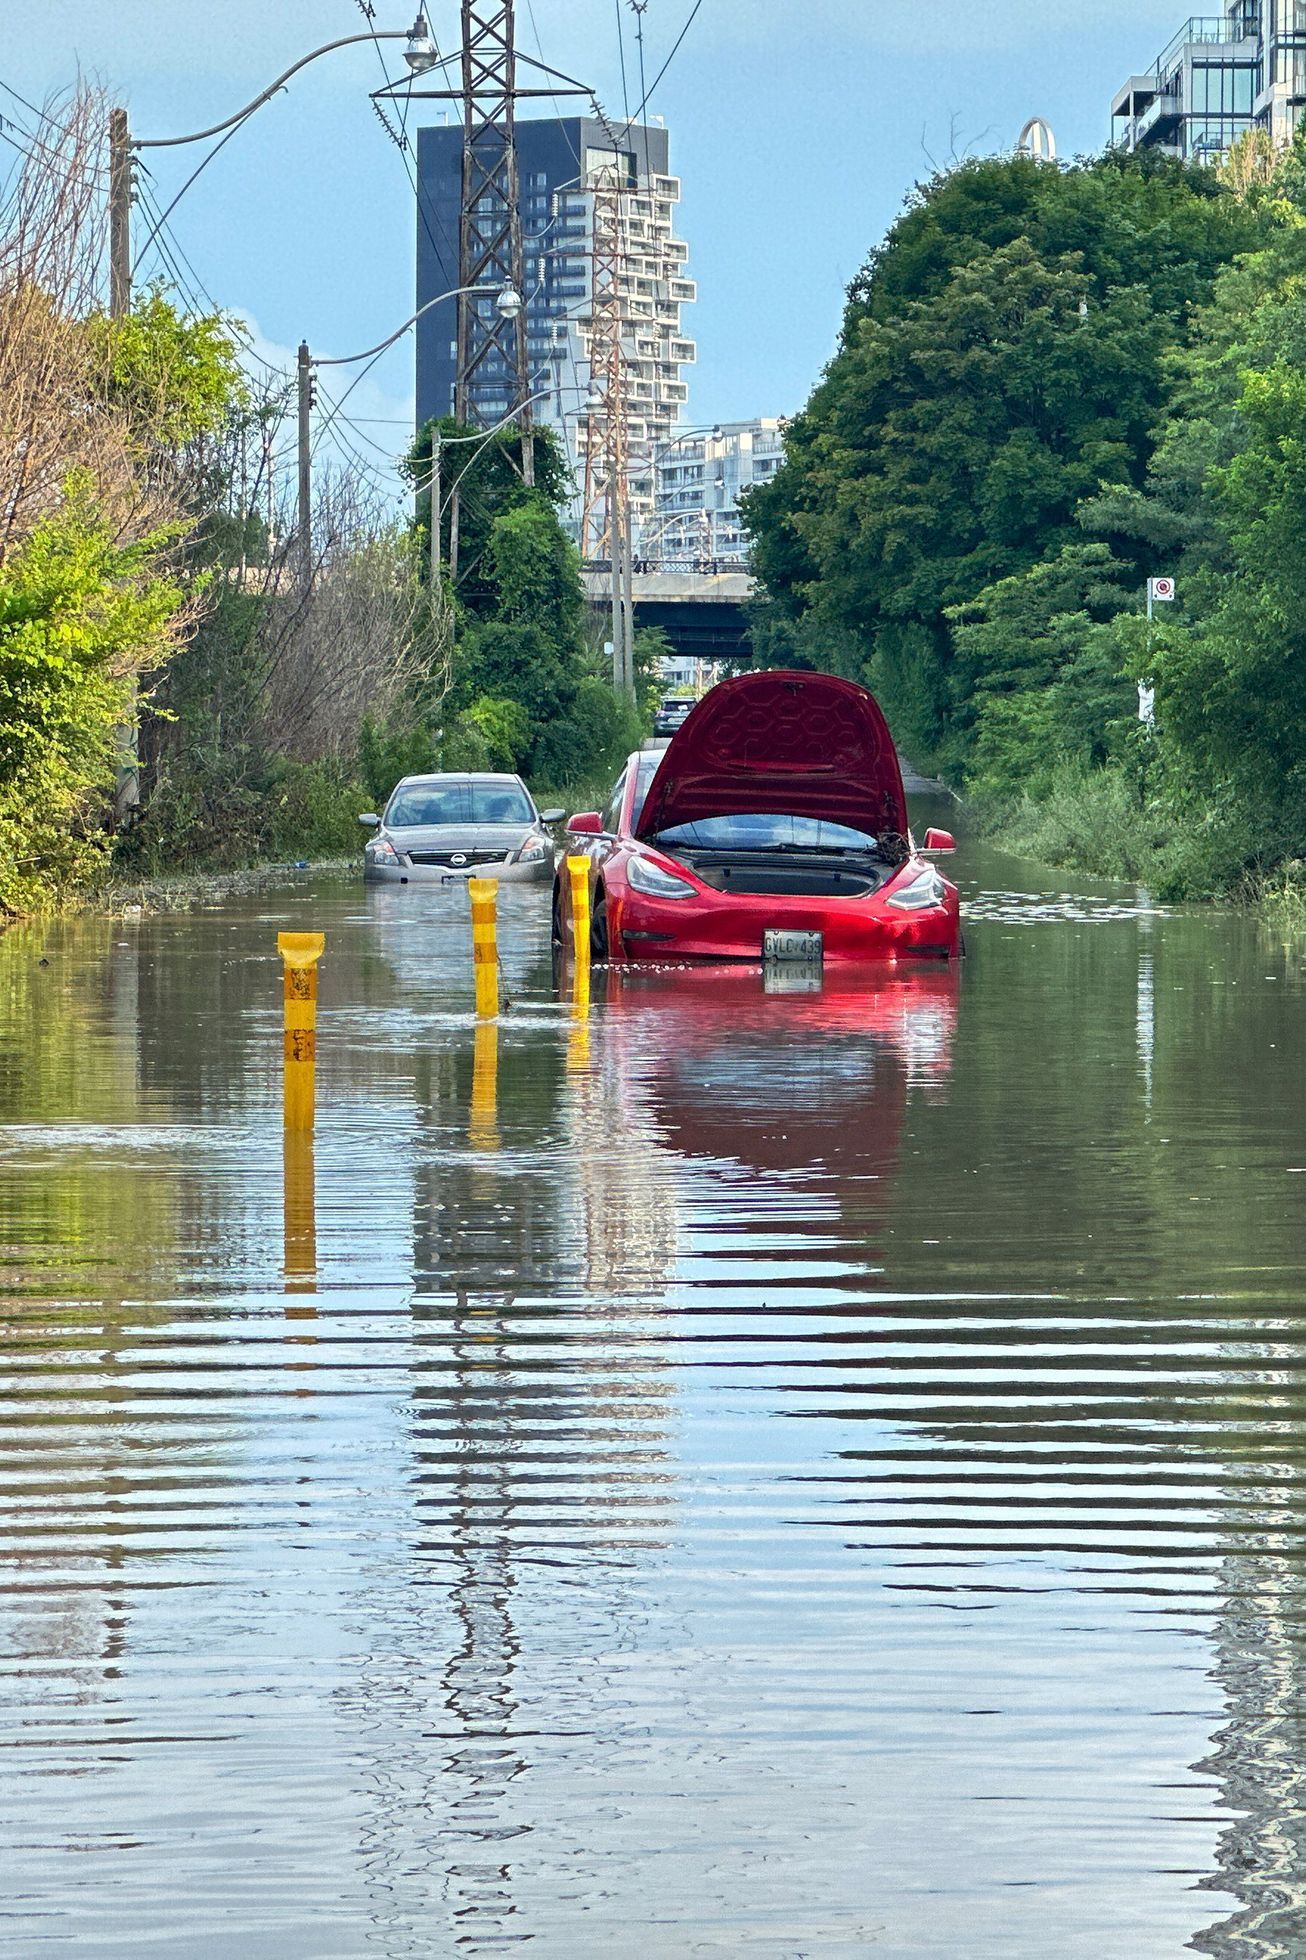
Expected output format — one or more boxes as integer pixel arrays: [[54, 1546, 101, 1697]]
[[2, 815, 1305, 1957]]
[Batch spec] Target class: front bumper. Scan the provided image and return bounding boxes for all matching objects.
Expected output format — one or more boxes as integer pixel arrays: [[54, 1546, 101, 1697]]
[[364, 856, 551, 886], [613, 887, 960, 962]]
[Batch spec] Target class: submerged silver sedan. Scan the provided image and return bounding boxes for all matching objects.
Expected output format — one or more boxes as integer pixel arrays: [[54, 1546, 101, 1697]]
[[360, 772, 564, 885]]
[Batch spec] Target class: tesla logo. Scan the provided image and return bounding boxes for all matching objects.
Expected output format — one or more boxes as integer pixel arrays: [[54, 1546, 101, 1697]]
[[450, 852, 467, 866]]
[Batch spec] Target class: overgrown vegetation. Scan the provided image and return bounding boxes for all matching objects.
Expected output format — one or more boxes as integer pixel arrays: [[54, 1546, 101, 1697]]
[[742, 133, 1306, 901], [0, 90, 647, 920], [405, 417, 646, 788]]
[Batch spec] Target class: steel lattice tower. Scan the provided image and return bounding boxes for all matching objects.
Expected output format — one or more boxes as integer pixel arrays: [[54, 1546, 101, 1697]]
[[582, 167, 628, 560], [581, 163, 634, 694], [455, 2, 528, 432]]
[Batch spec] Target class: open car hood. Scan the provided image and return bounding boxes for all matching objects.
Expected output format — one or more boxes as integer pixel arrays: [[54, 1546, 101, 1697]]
[[635, 670, 909, 844]]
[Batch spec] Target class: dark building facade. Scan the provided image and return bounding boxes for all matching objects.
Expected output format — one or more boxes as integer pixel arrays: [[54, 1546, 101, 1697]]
[[414, 116, 678, 435]]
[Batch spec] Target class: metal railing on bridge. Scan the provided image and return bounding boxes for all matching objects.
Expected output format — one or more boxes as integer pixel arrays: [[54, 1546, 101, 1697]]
[[583, 556, 749, 577]]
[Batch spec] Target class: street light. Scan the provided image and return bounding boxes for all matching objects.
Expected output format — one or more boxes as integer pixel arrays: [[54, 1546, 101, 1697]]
[[404, 11, 438, 71], [297, 280, 524, 585], [109, 15, 438, 317]]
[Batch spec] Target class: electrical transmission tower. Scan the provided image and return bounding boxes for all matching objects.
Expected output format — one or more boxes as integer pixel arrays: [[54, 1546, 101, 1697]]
[[455, 4, 527, 443], [581, 165, 635, 697], [378, 4, 590, 459]]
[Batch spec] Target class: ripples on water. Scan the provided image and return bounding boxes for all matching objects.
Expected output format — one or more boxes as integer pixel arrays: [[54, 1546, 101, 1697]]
[[1, 842, 1305, 1956]]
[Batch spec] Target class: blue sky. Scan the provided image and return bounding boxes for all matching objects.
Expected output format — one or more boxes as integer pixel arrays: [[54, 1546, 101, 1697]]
[[3, 0, 1192, 491]]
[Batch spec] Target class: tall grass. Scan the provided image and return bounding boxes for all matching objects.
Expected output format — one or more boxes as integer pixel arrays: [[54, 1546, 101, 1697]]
[[979, 762, 1269, 902]]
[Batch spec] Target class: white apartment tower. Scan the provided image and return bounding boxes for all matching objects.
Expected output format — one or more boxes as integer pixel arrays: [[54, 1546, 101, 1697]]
[[415, 117, 696, 549]]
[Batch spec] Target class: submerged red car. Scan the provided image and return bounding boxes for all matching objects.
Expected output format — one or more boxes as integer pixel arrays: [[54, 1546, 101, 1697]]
[[556, 669, 960, 964]]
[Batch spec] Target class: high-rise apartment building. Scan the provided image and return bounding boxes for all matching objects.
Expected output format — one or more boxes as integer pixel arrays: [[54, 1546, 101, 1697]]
[[651, 420, 786, 568], [414, 116, 695, 544], [1111, 4, 1305, 161]]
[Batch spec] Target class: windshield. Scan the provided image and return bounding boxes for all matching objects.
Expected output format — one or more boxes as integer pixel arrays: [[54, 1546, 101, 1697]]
[[630, 750, 663, 831], [652, 812, 882, 853], [386, 781, 535, 828]]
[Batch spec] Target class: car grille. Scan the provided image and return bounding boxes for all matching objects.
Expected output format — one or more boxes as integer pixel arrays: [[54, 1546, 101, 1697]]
[[405, 848, 510, 868]]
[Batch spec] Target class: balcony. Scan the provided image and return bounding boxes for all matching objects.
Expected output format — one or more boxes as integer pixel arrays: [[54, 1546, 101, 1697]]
[[1153, 15, 1259, 80]]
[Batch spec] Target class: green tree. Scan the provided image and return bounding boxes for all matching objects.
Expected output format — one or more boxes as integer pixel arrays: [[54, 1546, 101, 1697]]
[[743, 151, 1273, 774], [949, 542, 1137, 796], [404, 421, 644, 784], [85, 288, 246, 455]]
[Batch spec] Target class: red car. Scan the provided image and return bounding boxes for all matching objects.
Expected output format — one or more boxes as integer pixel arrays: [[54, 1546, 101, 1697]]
[[556, 669, 960, 964]]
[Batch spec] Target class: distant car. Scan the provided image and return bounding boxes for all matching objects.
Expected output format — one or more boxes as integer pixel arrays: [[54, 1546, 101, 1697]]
[[360, 772, 564, 885], [555, 670, 960, 963], [653, 694, 696, 737]]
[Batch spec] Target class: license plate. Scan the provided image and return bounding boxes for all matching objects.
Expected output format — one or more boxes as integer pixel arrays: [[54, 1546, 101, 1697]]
[[765, 960, 823, 995], [763, 928, 823, 963]]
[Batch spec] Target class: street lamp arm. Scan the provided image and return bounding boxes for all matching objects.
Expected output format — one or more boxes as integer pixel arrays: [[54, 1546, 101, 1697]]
[[313, 285, 481, 368], [135, 30, 409, 149]]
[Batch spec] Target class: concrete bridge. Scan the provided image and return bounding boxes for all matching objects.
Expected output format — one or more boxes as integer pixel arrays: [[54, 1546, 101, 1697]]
[[582, 563, 755, 662]]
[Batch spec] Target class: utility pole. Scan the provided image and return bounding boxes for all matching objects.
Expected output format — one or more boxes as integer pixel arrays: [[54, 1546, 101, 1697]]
[[108, 108, 132, 319], [108, 106, 136, 822], [429, 432, 442, 586], [297, 342, 315, 587]]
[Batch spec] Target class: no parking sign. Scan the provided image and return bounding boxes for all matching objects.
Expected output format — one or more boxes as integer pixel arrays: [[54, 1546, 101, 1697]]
[[1147, 576, 1176, 603]]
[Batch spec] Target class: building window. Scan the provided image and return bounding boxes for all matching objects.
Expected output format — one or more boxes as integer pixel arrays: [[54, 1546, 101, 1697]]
[[1191, 62, 1256, 112]]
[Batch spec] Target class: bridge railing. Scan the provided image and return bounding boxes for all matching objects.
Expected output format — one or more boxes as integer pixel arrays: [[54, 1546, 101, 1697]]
[[583, 556, 749, 577]]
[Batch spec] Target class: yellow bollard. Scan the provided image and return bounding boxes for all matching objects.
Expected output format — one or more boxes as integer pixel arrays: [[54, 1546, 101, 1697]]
[[470, 1018, 500, 1152], [567, 855, 591, 959], [278, 932, 324, 1131], [469, 877, 500, 1018]]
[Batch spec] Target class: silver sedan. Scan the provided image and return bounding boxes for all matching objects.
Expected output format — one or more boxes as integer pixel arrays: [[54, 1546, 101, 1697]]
[[360, 772, 564, 885]]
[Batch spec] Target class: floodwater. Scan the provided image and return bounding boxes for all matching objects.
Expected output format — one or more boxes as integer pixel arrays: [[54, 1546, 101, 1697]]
[[2, 810, 1305, 1959]]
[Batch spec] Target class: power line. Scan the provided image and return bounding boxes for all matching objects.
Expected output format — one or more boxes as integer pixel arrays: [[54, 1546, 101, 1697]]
[[0, 111, 109, 184], [132, 177, 290, 395], [131, 112, 258, 280], [631, 2, 649, 133], [351, 0, 459, 296], [618, 0, 706, 145], [0, 75, 52, 125], [615, 0, 632, 124]]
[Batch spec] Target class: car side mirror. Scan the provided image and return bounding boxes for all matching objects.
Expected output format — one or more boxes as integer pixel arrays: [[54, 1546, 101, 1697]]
[[358, 812, 381, 828], [567, 811, 603, 835], [922, 827, 956, 854], [539, 807, 565, 825]]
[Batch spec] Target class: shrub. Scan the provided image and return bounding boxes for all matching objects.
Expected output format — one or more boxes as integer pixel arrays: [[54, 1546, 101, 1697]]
[[358, 713, 439, 807], [0, 493, 180, 916], [530, 675, 643, 787], [463, 694, 531, 771]]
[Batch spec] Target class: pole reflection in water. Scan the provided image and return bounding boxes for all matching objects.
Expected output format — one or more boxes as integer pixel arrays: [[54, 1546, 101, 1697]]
[[282, 1127, 317, 1299], [566, 946, 591, 1076], [333, 953, 679, 1951], [469, 1018, 499, 1153]]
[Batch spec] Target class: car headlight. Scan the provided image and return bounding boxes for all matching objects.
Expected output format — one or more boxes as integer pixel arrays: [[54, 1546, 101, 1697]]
[[885, 864, 948, 911], [626, 852, 697, 899], [366, 838, 400, 865], [515, 837, 548, 864]]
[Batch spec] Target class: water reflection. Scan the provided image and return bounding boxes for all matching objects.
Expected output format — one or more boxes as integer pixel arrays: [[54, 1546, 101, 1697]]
[[2, 862, 1306, 1952]]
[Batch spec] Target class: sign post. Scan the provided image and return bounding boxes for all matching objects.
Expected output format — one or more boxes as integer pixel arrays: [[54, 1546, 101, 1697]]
[[1141, 576, 1175, 726], [1146, 575, 1176, 620]]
